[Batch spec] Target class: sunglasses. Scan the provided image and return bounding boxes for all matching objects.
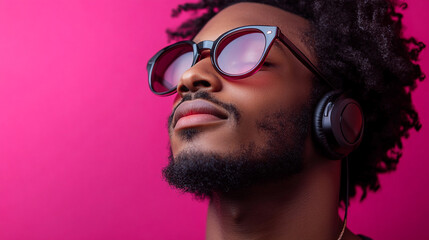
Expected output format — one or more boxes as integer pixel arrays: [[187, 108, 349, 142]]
[[147, 25, 335, 95]]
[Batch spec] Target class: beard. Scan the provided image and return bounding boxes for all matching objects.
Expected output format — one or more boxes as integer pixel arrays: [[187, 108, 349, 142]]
[[163, 94, 312, 199]]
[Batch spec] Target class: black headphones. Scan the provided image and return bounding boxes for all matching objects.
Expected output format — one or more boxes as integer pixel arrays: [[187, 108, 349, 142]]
[[313, 90, 364, 159]]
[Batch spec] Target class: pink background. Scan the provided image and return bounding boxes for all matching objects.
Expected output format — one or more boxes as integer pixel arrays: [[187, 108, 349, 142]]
[[0, 1, 427, 239]]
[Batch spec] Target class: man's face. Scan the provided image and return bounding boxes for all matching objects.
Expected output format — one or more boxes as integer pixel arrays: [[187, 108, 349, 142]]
[[163, 3, 318, 197]]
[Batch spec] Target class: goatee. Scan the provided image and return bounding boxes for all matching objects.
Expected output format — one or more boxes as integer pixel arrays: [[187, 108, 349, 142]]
[[163, 94, 312, 199]]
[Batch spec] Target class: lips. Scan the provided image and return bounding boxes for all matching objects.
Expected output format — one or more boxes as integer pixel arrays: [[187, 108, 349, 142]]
[[173, 99, 229, 129]]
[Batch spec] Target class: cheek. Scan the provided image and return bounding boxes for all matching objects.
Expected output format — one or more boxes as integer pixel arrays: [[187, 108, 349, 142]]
[[226, 71, 312, 142], [230, 71, 311, 116]]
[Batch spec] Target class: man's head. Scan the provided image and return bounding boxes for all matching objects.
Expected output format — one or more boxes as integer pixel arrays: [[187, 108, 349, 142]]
[[151, 0, 425, 204], [160, 3, 324, 199]]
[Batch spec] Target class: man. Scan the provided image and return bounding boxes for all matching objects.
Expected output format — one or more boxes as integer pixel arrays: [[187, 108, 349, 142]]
[[147, 1, 424, 239]]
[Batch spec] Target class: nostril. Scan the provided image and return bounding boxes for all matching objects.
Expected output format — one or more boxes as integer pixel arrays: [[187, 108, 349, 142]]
[[193, 80, 211, 87], [179, 85, 189, 92]]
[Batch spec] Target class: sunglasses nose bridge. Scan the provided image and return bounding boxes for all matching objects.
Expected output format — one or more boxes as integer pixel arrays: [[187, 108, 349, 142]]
[[195, 40, 215, 65], [196, 41, 214, 51]]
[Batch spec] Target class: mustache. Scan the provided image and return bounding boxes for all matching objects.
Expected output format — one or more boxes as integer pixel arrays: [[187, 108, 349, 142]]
[[167, 91, 241, 129]]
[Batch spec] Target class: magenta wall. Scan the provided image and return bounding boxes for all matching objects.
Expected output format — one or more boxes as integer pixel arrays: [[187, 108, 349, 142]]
[[0, 1, 427, 239]]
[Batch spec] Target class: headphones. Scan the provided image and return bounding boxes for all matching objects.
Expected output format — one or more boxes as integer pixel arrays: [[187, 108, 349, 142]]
[[313, 90, 364, 160]]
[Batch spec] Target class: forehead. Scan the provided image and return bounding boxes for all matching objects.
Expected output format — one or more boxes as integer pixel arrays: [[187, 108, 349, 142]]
[[193, 2, 313, 58]]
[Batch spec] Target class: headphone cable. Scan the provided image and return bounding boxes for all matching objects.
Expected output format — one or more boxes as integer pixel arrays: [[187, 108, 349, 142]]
[[337, 156, 349, 240]]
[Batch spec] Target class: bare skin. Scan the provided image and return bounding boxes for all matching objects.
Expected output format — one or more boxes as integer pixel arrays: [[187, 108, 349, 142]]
[[170, 2, 363, 240]]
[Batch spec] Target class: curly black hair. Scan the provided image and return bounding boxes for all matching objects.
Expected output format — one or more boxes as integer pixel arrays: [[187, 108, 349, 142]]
[[166, 0, 425, 204]]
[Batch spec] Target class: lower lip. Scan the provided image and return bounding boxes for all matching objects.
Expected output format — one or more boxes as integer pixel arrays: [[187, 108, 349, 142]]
[[174, 114, 225, 130]]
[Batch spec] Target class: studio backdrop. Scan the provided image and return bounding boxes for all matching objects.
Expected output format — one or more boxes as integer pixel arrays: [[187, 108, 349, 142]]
[[0, 0, 428, 239]]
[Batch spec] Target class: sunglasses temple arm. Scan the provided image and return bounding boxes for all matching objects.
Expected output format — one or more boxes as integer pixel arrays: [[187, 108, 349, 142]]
[[277, 33, 337, 90]]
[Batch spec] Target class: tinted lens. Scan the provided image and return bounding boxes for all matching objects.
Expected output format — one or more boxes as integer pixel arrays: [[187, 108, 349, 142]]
[[151, 44, 194, 93], [216, 31, 266, 76]]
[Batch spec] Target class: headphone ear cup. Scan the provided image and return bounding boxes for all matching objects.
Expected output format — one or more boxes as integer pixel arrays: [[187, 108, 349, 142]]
[[314, 91, 343, 159], [313, 91, 364, 159]]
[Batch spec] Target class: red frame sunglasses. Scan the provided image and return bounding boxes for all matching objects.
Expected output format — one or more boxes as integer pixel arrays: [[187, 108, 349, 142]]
[[147, 25, 336, 95]]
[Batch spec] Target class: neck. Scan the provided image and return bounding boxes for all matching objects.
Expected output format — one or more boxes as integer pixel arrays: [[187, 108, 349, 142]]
[[205, 160, 347, 240]]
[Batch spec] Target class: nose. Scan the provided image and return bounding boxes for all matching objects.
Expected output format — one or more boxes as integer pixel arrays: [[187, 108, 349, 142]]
[[176, 51, 223, 97]]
